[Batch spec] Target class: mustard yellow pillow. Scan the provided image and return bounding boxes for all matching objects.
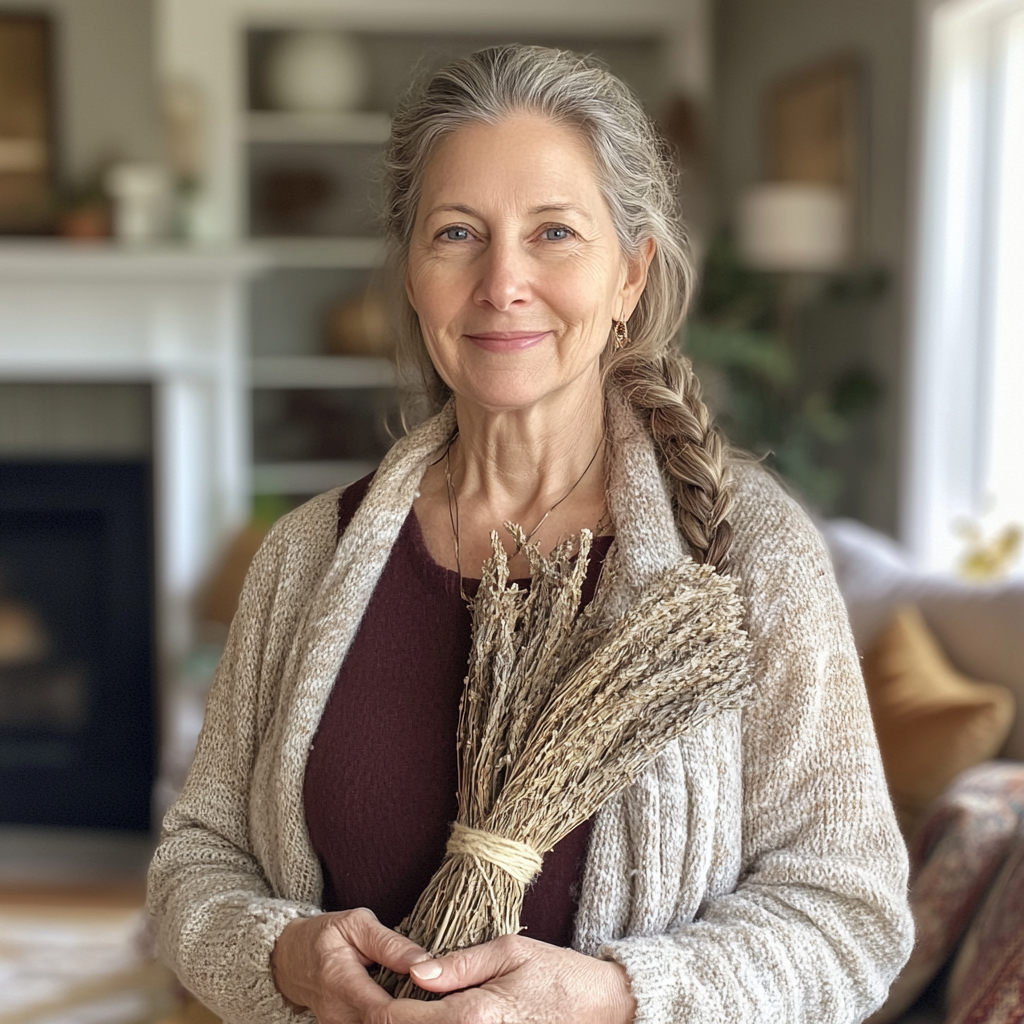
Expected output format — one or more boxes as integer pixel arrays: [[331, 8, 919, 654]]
[[202, 521, 270, 627], [863, 605, 1015, 834]]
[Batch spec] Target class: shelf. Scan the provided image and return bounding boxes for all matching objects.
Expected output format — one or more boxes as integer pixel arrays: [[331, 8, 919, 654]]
[[252, 459, 378, 495], [0, 240, 268, 280], [251, 356, 395, 389], [246, 110, 392, 145], [252, 237, 385, 269]]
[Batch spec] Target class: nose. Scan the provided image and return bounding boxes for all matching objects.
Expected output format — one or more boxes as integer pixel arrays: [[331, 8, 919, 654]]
[[473, 235, 531, 311]]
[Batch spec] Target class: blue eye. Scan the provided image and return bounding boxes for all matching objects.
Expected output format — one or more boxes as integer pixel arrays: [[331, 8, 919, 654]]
[[543, 226, 572, 241], [442, 226, 470, 241]]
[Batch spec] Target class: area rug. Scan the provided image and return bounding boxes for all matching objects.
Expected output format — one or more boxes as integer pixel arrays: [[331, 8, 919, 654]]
[[0, 902, 178, 1024]]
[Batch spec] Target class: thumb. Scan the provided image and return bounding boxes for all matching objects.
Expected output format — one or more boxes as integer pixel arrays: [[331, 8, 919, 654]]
[[408, 936, 520, 994]]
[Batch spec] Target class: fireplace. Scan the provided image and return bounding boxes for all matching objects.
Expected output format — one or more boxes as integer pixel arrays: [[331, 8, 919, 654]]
[[0, 461, 155, 831], [0, 242, 265, 835]]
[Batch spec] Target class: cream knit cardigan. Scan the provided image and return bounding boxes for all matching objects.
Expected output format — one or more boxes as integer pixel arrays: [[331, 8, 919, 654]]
[[148, 394, 913, 1024]]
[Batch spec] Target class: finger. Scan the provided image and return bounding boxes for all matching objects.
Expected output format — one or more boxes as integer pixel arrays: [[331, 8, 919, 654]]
[[318, 950, 396, 1017], [339, 909, 432, 974], [408, 936, 520, 994], [379, 989, 486, 1024]]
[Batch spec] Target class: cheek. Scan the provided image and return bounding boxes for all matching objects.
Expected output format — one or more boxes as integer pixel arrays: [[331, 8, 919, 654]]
[[409, 275, 462, 380], [558, 244, 623, 303], [409, 250, 479, 311], [409, 266, 457, 334], [546, 260, 620, 331]]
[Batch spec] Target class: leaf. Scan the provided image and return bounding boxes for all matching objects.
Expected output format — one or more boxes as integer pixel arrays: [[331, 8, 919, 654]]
[[800, 392, 851, 444], [820, 266, 889, 302], [830, 365, 883, 417], [772, 433, 843, 508], [694, 233, 779, 328], [682, 323, 796, 386]]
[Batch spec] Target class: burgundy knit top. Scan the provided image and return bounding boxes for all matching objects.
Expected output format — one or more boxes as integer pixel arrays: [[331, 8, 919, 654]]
[[302, 473, 612, 948]]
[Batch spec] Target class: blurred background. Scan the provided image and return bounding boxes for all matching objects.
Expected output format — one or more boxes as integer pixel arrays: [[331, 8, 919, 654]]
[[0, 0, 1020, 1021]]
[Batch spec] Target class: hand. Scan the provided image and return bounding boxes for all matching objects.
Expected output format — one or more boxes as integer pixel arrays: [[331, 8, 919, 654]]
[[270, 907, 432, 1023], [390, 934, 637, 1024]]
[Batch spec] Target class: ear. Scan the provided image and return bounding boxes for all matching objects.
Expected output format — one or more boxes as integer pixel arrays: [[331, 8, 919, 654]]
[[619, 237, 656, 319]]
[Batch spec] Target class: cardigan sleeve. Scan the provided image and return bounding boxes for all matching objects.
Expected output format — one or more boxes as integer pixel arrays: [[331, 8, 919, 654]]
[[147, 491, 341, 1024], [597, 470, 914, 1023]]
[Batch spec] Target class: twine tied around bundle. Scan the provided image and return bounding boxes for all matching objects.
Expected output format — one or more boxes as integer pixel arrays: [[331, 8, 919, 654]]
[[445, 823, 543, 886]]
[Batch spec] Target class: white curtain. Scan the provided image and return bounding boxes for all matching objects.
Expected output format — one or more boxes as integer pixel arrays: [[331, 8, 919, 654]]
[[904, 0, 1024, 574]]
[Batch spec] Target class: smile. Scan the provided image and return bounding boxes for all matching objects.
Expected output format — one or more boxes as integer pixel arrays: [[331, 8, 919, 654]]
[[464, 331, 551, 353]]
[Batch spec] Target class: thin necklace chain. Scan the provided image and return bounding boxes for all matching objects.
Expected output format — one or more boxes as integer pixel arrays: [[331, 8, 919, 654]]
[[444, 432, 606, 596]]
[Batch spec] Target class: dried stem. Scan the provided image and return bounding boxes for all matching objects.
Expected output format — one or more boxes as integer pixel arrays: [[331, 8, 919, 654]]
[[376, 526, 750, 1000]]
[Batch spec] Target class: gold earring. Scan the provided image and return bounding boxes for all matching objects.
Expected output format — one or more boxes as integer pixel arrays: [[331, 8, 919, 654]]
[[613, 319, 630, 350]]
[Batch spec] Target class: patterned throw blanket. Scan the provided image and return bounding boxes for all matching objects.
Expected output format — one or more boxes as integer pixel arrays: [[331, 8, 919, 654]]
[[873, 763, 1024, 1024]]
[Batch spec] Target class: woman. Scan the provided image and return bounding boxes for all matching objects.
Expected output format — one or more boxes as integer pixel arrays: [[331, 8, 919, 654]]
[[148, 45, 912, 1024]]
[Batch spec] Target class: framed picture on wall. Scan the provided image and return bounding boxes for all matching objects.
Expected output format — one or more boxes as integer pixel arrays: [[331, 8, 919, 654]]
[[764, 53, 864, 207], [0, 14, 55, 234]]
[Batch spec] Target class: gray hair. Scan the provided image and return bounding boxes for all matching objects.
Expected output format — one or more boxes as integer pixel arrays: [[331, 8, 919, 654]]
[[381, 43, 734, 572], [381, 43, 695, 414]]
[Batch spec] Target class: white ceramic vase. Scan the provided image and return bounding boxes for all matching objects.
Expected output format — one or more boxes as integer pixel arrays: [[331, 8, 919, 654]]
[[105, 163, 174, 244], [265, 31, 369, 113]]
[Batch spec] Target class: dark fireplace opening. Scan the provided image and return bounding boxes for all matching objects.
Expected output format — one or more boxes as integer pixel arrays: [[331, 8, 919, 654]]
[[0, 462, 155, 831]]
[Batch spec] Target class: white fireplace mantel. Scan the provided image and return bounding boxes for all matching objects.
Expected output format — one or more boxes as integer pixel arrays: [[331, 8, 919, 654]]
[[0, 240, 268, 675]]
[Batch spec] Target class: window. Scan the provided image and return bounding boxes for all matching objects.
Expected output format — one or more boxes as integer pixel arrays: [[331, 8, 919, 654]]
[[904, 0, 1024, 574]]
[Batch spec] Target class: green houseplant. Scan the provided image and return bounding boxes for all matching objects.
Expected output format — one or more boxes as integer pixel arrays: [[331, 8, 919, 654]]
[[682, 235, 883, 511]]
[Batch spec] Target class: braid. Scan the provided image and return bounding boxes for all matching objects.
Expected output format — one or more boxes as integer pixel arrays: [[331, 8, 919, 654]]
[[611, 353, 735, 573]]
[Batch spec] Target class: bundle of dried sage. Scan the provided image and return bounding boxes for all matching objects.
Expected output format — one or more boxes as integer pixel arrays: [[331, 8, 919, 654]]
[[377, 526, 749, 999]]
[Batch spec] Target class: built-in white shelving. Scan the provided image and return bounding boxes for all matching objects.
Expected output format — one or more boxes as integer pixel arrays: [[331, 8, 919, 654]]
[[246, 110, 391, 145], [251, 355, 395, 389], [252, 459, 378, 495]]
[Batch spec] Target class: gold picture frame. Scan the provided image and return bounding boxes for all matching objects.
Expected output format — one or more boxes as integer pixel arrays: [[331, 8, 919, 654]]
[[764, 53, 863, 194], [0, 14, 55, 234]]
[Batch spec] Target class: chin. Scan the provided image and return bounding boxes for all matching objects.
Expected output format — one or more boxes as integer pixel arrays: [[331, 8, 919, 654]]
[[456, 382, 556, 414], [444, 358, 603, 416]]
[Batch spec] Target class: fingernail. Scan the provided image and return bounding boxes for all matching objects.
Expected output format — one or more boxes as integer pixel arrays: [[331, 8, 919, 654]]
[[410, 960, 442, 981]]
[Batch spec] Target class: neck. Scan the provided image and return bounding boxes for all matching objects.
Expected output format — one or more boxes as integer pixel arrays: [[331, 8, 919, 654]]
[[449, 384, 606, 522]]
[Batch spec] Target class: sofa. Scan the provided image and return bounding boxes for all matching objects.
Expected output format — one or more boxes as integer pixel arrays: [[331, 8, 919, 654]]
[[823, 518, 1024, 1024]]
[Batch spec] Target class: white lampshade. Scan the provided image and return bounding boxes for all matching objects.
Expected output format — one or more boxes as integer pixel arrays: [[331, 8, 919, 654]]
[[737, 183, 850, 272]]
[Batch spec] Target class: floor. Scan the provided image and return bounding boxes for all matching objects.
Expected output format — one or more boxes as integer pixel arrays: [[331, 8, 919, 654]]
[[0, 826, 217, 1024]]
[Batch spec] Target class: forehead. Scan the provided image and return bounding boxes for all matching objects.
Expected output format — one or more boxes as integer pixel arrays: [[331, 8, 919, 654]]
[[418, 114, 605, 212]]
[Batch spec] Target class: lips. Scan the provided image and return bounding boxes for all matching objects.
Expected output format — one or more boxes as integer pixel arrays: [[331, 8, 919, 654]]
[[465, 331, 551, 353]]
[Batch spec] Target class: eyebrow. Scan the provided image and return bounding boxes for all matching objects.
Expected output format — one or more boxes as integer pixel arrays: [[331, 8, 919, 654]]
[[425, 202, 596, 223]]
